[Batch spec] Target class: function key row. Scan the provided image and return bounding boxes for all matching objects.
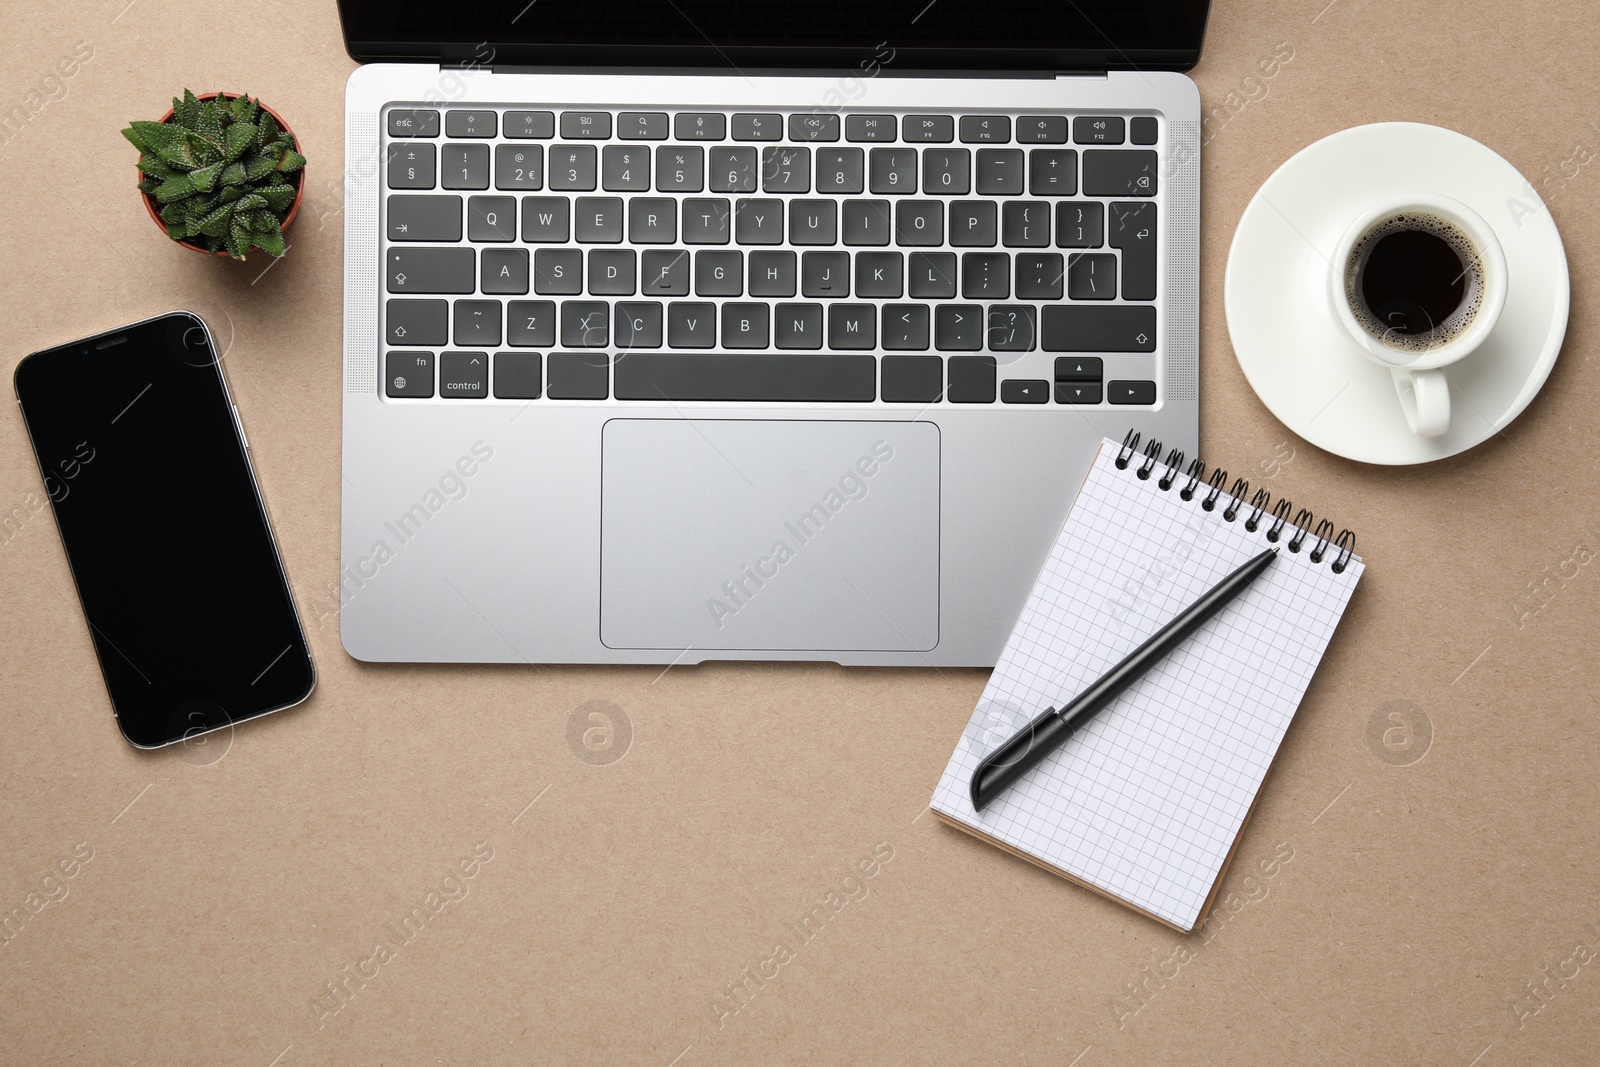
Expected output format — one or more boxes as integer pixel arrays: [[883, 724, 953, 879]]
[[384, 348, 1156, 406], [387, 109, 1159, 146]]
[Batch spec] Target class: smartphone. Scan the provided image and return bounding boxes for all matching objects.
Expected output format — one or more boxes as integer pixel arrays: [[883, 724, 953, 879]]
[[14, 311, 314, 747]]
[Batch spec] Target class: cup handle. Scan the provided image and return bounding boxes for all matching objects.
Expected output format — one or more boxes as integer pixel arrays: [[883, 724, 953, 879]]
[[1392, 368, 1451, 438]]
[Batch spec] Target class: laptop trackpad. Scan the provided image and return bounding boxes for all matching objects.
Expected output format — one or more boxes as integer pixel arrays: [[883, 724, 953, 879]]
[[601, 420, 940, 652]]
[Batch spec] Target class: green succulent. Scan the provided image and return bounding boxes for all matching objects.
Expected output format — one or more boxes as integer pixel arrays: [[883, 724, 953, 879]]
[[123, 91, 305, 260]]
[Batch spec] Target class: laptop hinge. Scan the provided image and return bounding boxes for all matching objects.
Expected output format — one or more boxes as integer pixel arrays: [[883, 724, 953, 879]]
[[488, 64, 1067, 80]]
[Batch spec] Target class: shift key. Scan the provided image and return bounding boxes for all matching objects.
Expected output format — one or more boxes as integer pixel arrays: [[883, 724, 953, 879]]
[[387, 247, 475, 293], [1041, 305, 1155, 352]]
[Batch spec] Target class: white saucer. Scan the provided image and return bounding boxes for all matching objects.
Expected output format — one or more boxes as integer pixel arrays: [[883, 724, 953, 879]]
[[1224, 122, 1569, 465]]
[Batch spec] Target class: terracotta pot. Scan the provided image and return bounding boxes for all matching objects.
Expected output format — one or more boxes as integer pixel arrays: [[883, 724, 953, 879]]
[[137, 92, 305, 257]]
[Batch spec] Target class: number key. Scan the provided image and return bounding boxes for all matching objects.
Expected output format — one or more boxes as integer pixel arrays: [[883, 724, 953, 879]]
[[816, 148, 864, 194], [549, 145, 598, 191], [656, 146, 705, 192], [869, 148, 917, 194], [710, 146, 758, 193], [495, 144, 543, 190], [442, 144, 489, 190], [923, 149, 971, 195], [761, 147, 811, 193], [602, 145, 651, 191]]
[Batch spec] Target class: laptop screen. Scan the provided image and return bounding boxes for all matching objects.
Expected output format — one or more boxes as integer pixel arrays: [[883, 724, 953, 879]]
[[338, 0, 1209, 72]]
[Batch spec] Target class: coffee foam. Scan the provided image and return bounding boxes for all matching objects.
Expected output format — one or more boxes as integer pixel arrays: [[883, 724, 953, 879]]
[[1344, 212, 1485, 354]]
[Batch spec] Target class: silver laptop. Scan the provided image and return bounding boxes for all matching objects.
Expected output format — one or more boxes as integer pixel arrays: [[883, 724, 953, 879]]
[[339, 1, 1208, 666]]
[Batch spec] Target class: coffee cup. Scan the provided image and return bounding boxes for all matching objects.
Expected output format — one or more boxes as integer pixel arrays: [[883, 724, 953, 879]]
[[1328, 193, 1507, 437]]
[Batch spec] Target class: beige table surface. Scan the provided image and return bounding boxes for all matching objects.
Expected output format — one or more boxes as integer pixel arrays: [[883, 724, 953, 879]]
[[3, 1, 1598, 1063]]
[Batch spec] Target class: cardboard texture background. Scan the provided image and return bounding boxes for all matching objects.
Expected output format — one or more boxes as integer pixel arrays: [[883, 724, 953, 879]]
[[1, 1, 1596, 1063]]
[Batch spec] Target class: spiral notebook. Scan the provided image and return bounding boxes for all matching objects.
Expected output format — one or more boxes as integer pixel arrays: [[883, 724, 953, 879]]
[[930, 435, 1365, 932]]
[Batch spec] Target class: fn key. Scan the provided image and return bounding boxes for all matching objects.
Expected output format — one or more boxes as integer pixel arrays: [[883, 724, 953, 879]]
[[386, 351, 434, 398]]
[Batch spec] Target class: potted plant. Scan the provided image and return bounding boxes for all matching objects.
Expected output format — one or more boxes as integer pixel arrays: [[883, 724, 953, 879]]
[[123, 91, 306, 260]]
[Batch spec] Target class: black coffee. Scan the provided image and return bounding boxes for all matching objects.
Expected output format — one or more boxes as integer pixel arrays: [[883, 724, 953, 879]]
[[1345, 212, 1484, 353], [1362, 231, 1465, 334]]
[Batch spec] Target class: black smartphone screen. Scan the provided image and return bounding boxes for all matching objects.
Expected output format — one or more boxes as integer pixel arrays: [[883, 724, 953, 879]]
[[14, 312, 314, 747]]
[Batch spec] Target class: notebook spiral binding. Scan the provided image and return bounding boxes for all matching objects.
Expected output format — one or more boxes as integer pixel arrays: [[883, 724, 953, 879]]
[[1115, 431, 1356, 574]]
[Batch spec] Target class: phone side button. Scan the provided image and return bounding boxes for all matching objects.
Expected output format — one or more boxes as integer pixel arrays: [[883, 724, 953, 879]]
[[231, 404, 248, 449], [386, 351, 436, 398]]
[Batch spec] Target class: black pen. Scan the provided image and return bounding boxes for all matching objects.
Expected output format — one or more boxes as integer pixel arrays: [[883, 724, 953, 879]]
[[970, 548, 1279, 812]]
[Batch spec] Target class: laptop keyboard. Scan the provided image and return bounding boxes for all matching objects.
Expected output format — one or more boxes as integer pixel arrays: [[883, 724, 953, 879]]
[[379, 106, 1162, 405]]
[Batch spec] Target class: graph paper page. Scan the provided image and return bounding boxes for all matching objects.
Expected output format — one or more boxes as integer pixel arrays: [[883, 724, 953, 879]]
[[931, 439, 1364, 930]]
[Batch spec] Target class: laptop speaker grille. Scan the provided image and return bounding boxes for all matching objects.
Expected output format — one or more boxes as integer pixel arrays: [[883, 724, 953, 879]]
[[1166, 119, 1200, 403], [344, 112, 379, 395]]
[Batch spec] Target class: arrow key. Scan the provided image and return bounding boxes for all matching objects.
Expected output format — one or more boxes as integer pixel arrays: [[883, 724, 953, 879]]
[[1053, 356, 1103, 380], [1108, 379, 1157, 405], [1055, 381, 1102, 405], [1001, 379, 1049, 404], [439, 351, 489, 398]]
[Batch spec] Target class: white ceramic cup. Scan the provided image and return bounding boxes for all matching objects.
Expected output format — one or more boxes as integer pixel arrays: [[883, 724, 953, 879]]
[[1328, 193, 1507, 437]]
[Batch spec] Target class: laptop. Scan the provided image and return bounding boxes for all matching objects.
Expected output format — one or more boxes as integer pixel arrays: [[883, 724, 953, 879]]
[[337, 1, 1208, 667]]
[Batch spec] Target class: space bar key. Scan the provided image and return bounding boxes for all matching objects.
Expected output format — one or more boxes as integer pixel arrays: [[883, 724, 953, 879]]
[[614, 354, 877, 402]]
